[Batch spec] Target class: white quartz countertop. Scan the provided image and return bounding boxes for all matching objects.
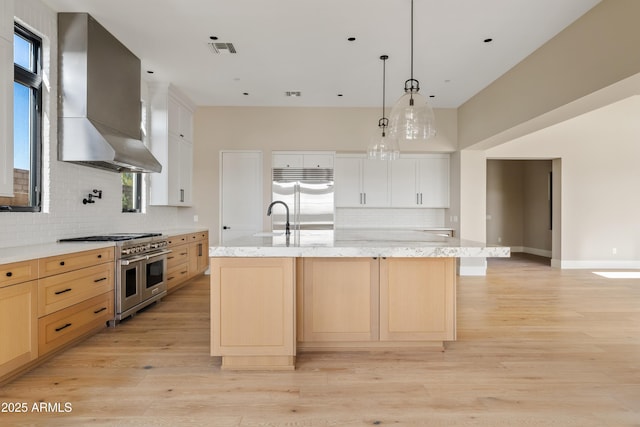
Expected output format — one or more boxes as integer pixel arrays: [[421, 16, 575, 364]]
[[210, 229, 510, 258], [0, 242, 115, 264]]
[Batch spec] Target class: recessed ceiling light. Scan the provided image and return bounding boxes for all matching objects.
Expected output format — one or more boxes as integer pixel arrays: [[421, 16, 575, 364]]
[[429, 95, 435, 98], [347, 37, 356, 42], [337, 93, 343, 97], [243, 92, 249, 95], [484, 38, 493, 43], [285, 91, 301, 97]]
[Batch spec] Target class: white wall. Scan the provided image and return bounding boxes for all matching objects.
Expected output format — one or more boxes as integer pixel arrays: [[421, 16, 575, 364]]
[[487, 96, 640, 268], [0, 0, 185, 249]]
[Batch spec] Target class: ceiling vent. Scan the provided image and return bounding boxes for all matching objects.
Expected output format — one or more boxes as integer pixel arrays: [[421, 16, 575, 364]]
[[285, 91, 302, 97], [208, 42, 237, 54]]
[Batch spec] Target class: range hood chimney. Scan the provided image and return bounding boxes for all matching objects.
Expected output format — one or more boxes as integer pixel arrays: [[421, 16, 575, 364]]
[[57, 13, 161, 173]]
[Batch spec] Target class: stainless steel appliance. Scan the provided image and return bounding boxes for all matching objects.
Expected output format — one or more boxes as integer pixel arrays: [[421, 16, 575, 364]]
[[271, 168, 334, 231], [59, 233, 170, 325]]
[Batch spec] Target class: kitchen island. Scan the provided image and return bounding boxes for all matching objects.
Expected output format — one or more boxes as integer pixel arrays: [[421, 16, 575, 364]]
[[209, 229, 509, 370]]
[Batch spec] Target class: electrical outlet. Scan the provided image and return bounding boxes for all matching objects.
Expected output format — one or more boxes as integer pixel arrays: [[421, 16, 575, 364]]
[[612, 247, 617, 255], [498, 237, 502, 243], [193, 215, 199, 223]]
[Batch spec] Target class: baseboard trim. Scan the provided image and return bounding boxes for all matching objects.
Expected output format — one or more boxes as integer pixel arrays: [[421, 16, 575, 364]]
[[559, 260, 640, 269], [510, 246, 552, 258]]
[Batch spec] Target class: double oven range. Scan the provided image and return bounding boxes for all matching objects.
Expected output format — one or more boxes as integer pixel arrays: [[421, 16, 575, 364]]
[[59, 233, 171, 326]]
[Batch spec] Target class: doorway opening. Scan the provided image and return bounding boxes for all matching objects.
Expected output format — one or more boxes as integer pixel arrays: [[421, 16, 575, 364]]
[[486, 159, 560, 267]]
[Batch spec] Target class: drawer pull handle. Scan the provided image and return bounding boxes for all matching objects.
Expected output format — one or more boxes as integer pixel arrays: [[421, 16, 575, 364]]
[[59, 261, 65, 266], [5, 272, 12, 277], [55, 323, 72, 332], [94, 307, 107, 314], [94, 277, 107, 283], [167, 256, 175, 260], [168, 276, 175, 280], [55, 288, 72, 295], [180, 271, 187, 275]]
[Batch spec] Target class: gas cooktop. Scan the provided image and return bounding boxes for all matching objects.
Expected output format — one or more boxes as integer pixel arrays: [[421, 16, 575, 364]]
[[59, 233, 162, 242]]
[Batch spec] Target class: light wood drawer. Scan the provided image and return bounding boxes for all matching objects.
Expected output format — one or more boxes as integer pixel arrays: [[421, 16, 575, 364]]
[[167, 234, 188, 248], [39, 248, 114, 278], [167, 245, 189, 269], [38, 291, 114, 356], [38, 263, 114, 317], [0, 259, 38, 288], [167, 263, 189, 290], [188, 231, 208, 242]]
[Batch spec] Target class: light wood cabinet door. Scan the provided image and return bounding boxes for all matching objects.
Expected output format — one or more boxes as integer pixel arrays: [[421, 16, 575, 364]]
[[0, 280, 38, 378], [379, 258, 456, 341], [211, 257, 295, 369], [300, 258, 379, 342]]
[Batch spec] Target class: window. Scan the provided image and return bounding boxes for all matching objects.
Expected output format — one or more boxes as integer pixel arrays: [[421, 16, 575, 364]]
[[122, 172, 141, 212], [122, 99, 147, 213], [2, 24, 42, 211]]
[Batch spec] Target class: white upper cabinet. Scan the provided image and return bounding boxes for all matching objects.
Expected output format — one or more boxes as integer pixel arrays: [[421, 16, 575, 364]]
[[148, 83, 195, 206], [335, 155, 389, 207], [390, 154, 450, 208], [0, 1, 12, 43], [272, 151, 334, 169], [0, 38, 13, 197], [272, 153, 303, 169], [0, 2, 13, 197]]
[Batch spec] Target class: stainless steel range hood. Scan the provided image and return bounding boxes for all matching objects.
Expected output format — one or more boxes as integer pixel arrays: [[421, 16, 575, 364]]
[[57, 13, 161, 173]]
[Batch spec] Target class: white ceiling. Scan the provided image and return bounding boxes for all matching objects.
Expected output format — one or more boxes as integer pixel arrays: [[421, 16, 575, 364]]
[[41, 0, 600, 108]]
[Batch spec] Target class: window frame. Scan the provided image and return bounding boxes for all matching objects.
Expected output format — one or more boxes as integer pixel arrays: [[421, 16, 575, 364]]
[[122, 172, 142, 213], [6, 23, 43, 213]]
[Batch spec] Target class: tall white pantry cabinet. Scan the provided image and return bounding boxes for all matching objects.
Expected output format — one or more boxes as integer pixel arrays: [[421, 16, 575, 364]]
[[148, 83, 195, 206], [0, 1, 14, 197]]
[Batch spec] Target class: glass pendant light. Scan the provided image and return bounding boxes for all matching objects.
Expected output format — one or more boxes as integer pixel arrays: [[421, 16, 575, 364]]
[[368, 55, 400, 160], [389, 0, 437, 142]]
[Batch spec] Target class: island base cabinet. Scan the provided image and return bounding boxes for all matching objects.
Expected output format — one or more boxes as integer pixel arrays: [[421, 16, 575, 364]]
[[299, 258, 379, 343], [298, 257, 456, 351], [210, 257, 295, 370], [380, 258, 456, 342]]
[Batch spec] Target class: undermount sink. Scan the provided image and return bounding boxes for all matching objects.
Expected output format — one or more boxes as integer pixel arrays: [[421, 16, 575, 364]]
[[252, 231, 284, 237]]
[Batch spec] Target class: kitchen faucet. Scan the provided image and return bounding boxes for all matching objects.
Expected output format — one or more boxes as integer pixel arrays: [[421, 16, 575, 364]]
[[267, 201, 290, 236]]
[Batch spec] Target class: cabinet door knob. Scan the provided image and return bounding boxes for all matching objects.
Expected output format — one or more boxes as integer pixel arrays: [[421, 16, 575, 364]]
[[59, 261, 65, 266], [5, 271, 12, 277]]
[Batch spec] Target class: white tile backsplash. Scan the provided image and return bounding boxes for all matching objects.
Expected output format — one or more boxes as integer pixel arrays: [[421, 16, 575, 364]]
[[336, 208, 446, 229]]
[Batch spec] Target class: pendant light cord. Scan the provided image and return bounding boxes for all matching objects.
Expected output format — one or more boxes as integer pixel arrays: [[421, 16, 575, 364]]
[[380, 55, 389, 137], [410, 0, 414, 83]]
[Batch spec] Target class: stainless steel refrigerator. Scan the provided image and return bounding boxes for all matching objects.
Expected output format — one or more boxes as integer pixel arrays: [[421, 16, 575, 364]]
[[271, 167, 334, 231]]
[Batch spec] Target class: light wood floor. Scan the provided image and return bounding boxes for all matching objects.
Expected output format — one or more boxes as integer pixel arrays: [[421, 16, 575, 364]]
[[2, 254, 639, 426]]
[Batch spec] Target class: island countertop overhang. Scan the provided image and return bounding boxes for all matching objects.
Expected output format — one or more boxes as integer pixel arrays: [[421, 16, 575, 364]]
[[210, 229, 510, 258]]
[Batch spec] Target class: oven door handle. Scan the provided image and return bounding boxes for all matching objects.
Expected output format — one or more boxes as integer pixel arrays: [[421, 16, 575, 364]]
[[120, 249, 172, 265], [146, 249, 172, 260], [120, 255, 148, 265]]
